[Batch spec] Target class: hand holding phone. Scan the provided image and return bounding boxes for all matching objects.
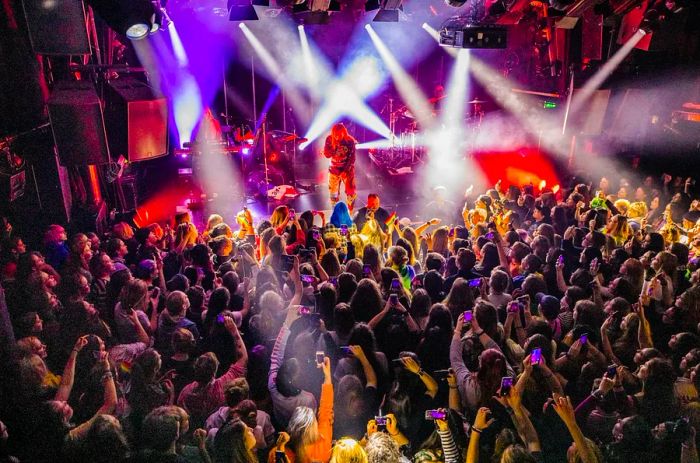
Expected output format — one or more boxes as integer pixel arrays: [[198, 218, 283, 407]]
[[425, 409, 447, 420], [389, 294, 399, 306], [315, 351, 325, 365], [500, 376, 514, 396], [391, 278, 401, 292], [530, 348, 542, 365], [463, 311, 473, 323], [508, 301, 520, 313]]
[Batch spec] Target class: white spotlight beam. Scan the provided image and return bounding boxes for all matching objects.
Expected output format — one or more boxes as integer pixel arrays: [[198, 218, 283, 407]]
[[240, 23, 311, 125], [298, 25, 319, 101], [366, 24, 435, 130], [570, 29, 647, 114]]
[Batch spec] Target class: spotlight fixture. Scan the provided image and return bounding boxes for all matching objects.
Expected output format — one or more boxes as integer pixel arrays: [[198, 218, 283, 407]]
[[439, 17, 507, 49], [150, 1, 171, 32], [445, 0, 467, 6], [372, 0, 405, 22], [227, 0, 268, 21], [85, 0, 157, 40]]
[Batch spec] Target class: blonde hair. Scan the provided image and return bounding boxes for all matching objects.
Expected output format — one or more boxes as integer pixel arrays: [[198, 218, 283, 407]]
[[330, 438, 367, 463], [288, 406, 319, 462], [270, 206, 289, 229], [614, 199, 630, 216], [206, 214, 224, 232], [628, 201, 648, 219]]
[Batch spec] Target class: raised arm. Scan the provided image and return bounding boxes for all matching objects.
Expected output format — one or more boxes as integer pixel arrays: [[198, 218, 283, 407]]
[[552, 394, 598, 463], [350, 345, 377, 388], [224, 316, 248, 372], [402, 356, 438, 399], [56, 336, 89, 402], [466, 407, 495, 463]]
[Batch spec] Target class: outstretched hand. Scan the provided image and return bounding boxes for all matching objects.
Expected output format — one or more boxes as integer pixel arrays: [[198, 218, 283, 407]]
[[473, 407, 495, 432], [552, 393, 576, 425]]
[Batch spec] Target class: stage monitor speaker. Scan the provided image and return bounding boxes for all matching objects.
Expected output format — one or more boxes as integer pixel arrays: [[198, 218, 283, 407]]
[[571, 89, 610, 135], [104, 79, 169, 162], [48, 81, 111, 166], [21, 0, 91, 55]]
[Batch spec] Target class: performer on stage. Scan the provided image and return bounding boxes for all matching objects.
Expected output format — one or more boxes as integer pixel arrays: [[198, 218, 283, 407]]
[[323, 123, 357, 212]]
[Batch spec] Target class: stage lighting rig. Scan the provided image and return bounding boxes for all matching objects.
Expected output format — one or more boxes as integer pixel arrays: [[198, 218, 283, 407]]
[[439, 16, 507, 49], [228, 0, 269, 21], [85, 0, 157, 39], [366, 0, 405, 22]]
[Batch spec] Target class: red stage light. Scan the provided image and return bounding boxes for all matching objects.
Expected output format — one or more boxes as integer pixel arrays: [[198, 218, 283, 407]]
[[473, 147, 560, 191]]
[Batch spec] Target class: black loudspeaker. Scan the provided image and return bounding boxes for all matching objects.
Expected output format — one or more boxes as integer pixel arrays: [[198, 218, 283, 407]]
[[21, 0, 91, 55], [48, 81, 110, 166], [104, 79, 169, 162]]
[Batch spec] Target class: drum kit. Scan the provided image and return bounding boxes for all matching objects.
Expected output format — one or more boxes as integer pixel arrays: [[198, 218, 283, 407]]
[[369, 95, 488, 174]]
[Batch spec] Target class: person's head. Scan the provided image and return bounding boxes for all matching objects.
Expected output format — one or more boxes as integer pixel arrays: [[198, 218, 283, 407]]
[[573, 299, 605, 329], [611, 415, 653, 453], [331, 122, 351, 141], [347, 323, 378, 356], [456, 248, 477, 271], [165, 290, 190, 319], [213, 418, 258, 463], [206, 214, 224, 232], [13, 311, 43, 338], [175, 222, 198, 250], [141, 406, 189, 452], [119, 278, 149, 312], [538, 295, 560, 321], [489, 269, 510, 295], [193, 352, 219, 385], [330, 201, 353, 227], [366, 193, 381, 212], [16, 336, 47, 359], [167, 273, 190, 293], [651, 250, 678, 277], [208, 287, 231, 319], [476, 348, 507, 405], [362, 244, 381, 273], [329, 438, 367, 463], [335, 272, 356, 304], [81, 414, 130, 463], [288, 406, 320, 460], [171, 328, 196, 355], [409, 288, 431, 318], [423, 269, 444, 302], [350, 279, 384, 322], [135, 259, 158, 281], [131, 348, 162, 387], [643, 232, 665, 253], [365, 432, 401, 463], [432, 227, 450, 255], [224, 378, 251, 407], [334, 302, 356, 336], [387, 245, 408, 269], [444, 278, 475, 321], [44, 224, 68, 245], [425, 252, 446, 273], [270, 205, 289, 229]]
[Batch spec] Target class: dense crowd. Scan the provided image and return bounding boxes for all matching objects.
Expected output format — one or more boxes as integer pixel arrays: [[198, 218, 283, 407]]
[[1, 172, 700, 463]]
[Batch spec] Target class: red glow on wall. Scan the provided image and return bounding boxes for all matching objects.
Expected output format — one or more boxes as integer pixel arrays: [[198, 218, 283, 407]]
[[473, 147, 560, 191], [134, 183, 201, 228]]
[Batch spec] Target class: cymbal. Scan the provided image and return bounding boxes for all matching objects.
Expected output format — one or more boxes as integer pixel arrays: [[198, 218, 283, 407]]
[[468, 99, 486, 104]]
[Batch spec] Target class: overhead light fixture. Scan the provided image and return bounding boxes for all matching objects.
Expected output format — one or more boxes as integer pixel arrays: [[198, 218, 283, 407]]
[[85, 0, 157, 40], [228, 0, 268, 21], [444, 0, 467, 6], [292, 0, 340, 24], [149, 1, 171, 32], [372, 0, 405, 22]]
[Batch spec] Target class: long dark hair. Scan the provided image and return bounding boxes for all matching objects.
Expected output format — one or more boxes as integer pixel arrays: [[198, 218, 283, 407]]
[[639, 358, 679, 426], [476, 348, 507, 408], [349, 279, 383, 323], [348, 323, 387, 392]]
